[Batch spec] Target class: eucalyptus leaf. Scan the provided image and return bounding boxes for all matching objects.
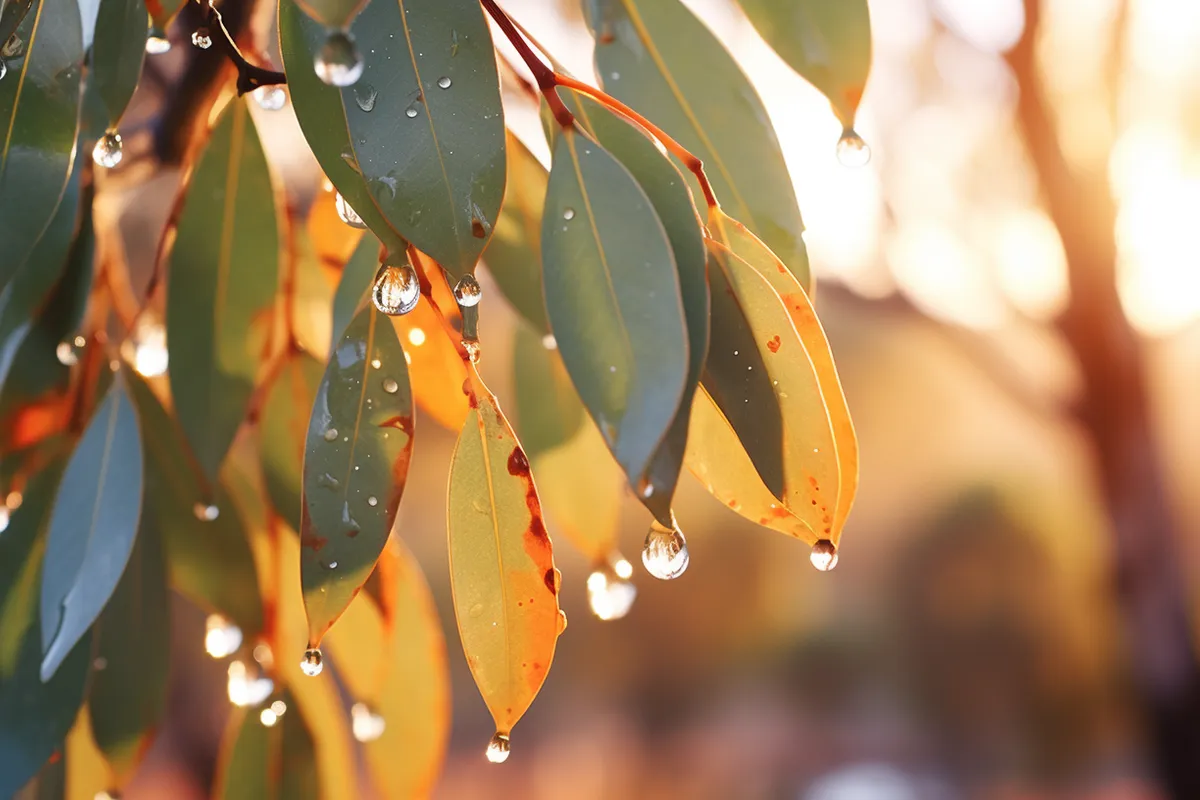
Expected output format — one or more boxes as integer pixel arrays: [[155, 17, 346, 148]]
[[260, 352, 324, 534], [329, 232, 380, 354], [215, 694, 319, 800], [90, 0, 147, 127]]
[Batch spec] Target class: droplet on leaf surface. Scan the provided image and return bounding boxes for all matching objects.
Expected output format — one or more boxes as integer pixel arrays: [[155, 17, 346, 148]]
[[587, 555, 637, 620], [810, 539, 839, 572], [382, 378, 399, 394], [836, 128, 871, 167], [354, 83, 378, 112], [372, 264, 420, 316], [642, 518, 690, 580], [315, 30, 364, 87], [485, 732, 511, 763], [191, 28, 212, 49], [437, 76, 452, 89], [335, 192, 367, 229], [300, 647, 324, 677], [92, 132, 123, 168], [453, 274, 482, 307]]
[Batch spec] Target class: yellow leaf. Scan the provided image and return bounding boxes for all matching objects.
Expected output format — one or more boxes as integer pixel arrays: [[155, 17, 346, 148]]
[[65, 708, 107, 800]]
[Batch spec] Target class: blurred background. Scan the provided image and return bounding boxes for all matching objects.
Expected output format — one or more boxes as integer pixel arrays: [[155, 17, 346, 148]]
[[96, 0, 1200, 797]]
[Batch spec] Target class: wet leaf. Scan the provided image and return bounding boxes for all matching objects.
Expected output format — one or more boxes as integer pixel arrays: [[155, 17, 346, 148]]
[[326, 539, 450, 799], [0, 462, 91, 799], [0, 0, 84, 294], [40, 374, 144, 681], [126, 372, 264, 637], [541, 127, 689, 489], [586, 0, 809, 287], [329, 232, 380, 353], [301, 304, 413, 645], [738, 0, 871, 128], [260, 353, 324, 534], [483, 133, 550, 333], [449, 365, 563, 738], [167, 98, 279, 482], [281, 0, 506, 276], [214, 693, 319, 800], [90, 0, 147, 127], [290, 0, 365, 30], [86, 521, 169, 785], [513, 321, 583, 459]]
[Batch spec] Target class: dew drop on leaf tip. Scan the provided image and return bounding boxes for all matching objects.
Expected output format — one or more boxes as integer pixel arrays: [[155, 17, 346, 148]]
[[204, 614, 243, 658], [315, 30, 364, 87], [191, 28, 212, 50], [300, 647, 324, 677], [836, 128, 871, 168], [92, 132, 123, 169], [453, 274, 482, 307], [351, 702, 387, 742], [642, 518, 690, 580], [587, 554, 637, 620], [486, 732, 511, 763], [810, 539, 839, 571], [372, 264, 420, 316]]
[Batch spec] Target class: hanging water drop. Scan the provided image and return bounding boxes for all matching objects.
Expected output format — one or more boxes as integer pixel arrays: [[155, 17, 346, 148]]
[[354, 83, 378, 112], [204, 614, 243, 658], [323, 427, 339, 442], [193, 502, 219, 522], [382, 378, 399, 394], [642, 517, 689, 580], [92, 132, 123, 169], [254, 84, 287, 111], [836, 128, 871, 168], [191, 28, 212, 49], [314, 30, 364, 87], [145, 29, 171, 54], [485, 732, 511, 763], [809, 539, 839, 571], [227, 660, 274, 707], [371, 264, 420, 316], [587, 554, 637, 620], [300, 647, 324, 677], [437, 76, 452, 89], [453, 274, 482, 308], [351, 702, 387, 742], [335, 192, 367, 229]]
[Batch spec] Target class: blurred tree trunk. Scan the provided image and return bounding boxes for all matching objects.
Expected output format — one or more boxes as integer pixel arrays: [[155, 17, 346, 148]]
[[1009, 1, 1200, 795]]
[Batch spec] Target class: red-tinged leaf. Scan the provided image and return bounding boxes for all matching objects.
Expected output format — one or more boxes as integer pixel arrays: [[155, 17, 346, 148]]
[[260, 353, 325, 535], [449, 364, 563, 745], [300, 303, 413, 646]]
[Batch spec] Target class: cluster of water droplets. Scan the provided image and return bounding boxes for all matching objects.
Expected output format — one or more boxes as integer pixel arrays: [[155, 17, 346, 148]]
[[642, 517, 690, 580], [92, 132, 123, 169], [371, 263, 420, 316], [315, 30, 364, 87], [586, 554, 637, 620], [351, 702, 386, 742], [836, 128, 871, 168]]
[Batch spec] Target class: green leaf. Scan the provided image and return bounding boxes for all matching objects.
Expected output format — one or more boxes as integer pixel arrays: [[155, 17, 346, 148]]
[[329, 232, 379, 354], [301, 303, 413, 645], [0, 0, 35, 44], [0, 0, 84, 293], [260, 352, 324, 534], [215, 694, 319, 800], [40, 373, 144, 681], [585, 0, 809, 287], [449, 365, 562, 738], [512, 320, 583, 460], [737, 0, 871, 128], [13, 753, 66, 800], [167, 98, 279, 482], [291, 0, 365, 30], [126, 372, 264, 638], [280, 0, 506, 277], [565, 92, 709, 519], [482, 133, 550, 333], [541, 127, 688, 488], [87, 520, 170, 784], [0, 462, 90, 798], [90, 0, 148, 128]]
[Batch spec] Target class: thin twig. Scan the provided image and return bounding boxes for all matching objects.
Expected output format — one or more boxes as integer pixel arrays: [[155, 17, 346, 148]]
[[203, 3, 286, 96], [479, 0, 573, 126]]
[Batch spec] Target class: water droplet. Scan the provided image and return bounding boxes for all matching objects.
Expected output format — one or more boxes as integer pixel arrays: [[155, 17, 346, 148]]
[[145, 29, 171, 54], [638, 480, 654, 499], [300, 647, 324, 677], [351, 702, 387, 742], [453, 274, 482, 307], [405, 104, 420, 118], [92, 132, 123, 169], [254, 84, 287, 111], [259, 705, 284, 727], [335, 192, 367, 229], [437, 75, 452, 89], [485, 731, 511, 763], [587, 554, 637, 620], [642, 518, 689, 580], [367, 495, 378, 507], [836, 128, 871, 168], [562, 207, 575, 221], [0, 60, 6, 82], [205, 614, 242, 658], [227, 659, 274, 707], [317, 473, 340, 490], [354, 83, 378, 112], [132, 320, 168, 376], [314, 30, 364, 87], [809, 539, 838, 571], [324, 427, 339, 442], [193, 502, 219, 521], [191, 28, 212, 49], [541, 334, 557, 350], [55, 335, 85, 366], [380, 377, 399, 395], [3, 34, 24, 59], [372, 264, 420, 316], [462, 340, 481, 363], [408, 328, 427, 346]]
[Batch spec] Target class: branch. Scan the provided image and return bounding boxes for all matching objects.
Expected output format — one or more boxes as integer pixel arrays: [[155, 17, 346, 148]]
[[202, 3, 286, 96], [479, 0, 573, 126]]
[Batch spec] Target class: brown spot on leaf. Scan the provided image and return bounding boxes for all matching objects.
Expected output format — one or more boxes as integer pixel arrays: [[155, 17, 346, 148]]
[[767, 335, 781, 353], [544, 568, 558, 595], [378, 414, 414, 437], [507, 447, 530, 476], [300, 532, 328, 552], [471, 218, 487, 238]]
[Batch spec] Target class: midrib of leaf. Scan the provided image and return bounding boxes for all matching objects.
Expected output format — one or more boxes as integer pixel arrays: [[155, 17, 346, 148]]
[[0, 0, 42, 176], [614, 0, 757, 230], [211, 103, 246, 441], [340, 309, 377, 494], [564, 131, 635, 423], [395, 0, 465, 269]]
